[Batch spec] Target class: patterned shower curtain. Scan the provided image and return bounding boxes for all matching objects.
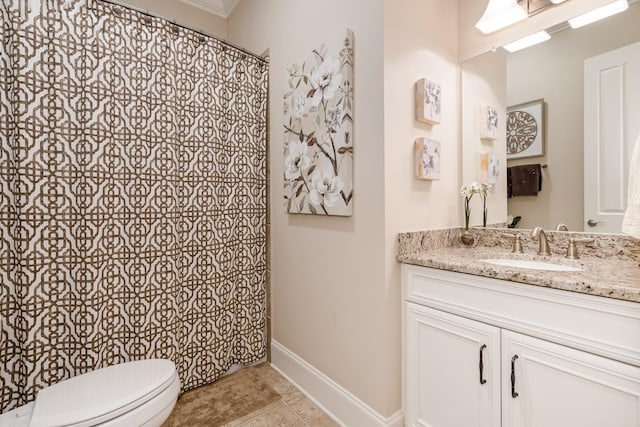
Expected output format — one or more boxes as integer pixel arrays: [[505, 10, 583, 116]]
[[0, 0, 268, 413]]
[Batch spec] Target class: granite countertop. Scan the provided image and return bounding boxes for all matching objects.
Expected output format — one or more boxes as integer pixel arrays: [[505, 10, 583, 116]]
[[397, 228, 640, 303]]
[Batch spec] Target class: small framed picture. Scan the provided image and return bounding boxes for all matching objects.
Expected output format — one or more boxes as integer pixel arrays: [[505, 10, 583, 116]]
[[415, 78, 441, 125], [506, 99, 545, 159], [481, 152, 500, 184], [479, 106, 498, 141], [415, 137, 441, 180]]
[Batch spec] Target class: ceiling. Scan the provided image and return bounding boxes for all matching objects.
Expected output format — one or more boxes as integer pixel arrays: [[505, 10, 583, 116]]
[[179, 0, 240, 18]]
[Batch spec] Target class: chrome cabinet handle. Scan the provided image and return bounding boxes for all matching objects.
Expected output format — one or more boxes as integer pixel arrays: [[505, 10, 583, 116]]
[[479, 344, 487, 385], [511, 355, 519, 398], [587, 219, 604, 227]]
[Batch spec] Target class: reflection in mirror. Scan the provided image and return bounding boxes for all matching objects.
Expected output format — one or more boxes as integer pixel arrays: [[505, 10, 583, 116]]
[[461, 1, 640, 233]]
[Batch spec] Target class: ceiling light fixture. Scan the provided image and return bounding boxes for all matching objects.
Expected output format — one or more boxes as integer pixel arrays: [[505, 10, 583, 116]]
[[568, 0, 629, 28], [503, 31, 551, 52], [475, 0, 528, 34], [550, 0, 566, 3]]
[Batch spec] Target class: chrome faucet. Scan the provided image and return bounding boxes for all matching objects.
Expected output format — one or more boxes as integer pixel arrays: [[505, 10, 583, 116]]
[[555, 223, 568, 231], [531, 227, 551, 255]]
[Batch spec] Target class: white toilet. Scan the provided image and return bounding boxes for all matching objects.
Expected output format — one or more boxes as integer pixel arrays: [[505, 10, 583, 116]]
[[0, 359, 180, 427]]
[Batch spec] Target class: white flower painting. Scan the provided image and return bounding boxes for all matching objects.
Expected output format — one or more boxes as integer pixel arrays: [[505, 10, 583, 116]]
[[284, 30, 354, 216], [480, 105, 498, 141], [415, 138, 441, 180], [415, 78, 441, 125], [284, 140, 311, 180], [481, 152, 500, 184], [309, 164, 344, 208]]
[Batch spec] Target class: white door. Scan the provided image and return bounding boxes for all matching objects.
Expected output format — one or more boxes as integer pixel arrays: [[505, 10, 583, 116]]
[[502, 330, 640, 427], [584, 41, 640, 233], [404, 303, 500, 427]]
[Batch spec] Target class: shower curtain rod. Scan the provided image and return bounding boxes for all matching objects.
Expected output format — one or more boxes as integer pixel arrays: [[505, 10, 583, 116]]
[[98, 0, 269, 64]]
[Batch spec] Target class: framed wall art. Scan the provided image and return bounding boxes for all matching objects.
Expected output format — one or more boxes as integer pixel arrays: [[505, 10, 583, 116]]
[[415, 78, 441, 125], [283, 29, 354, 216], [414, 137, 441, 180], [481, 152, 500, 184], [506, 99, 545, 159]]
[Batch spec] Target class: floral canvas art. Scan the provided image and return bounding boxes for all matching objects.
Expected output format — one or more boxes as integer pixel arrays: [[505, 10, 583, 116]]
[[415, 78, 441, 125], [481, 152, 500, 184], [415, 138, 441, 180], [283, 30, 354, 216], [480, 106, 498, 141]]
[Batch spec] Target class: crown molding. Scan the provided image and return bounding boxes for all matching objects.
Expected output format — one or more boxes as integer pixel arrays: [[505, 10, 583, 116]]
[[179, 0, 240, 18]]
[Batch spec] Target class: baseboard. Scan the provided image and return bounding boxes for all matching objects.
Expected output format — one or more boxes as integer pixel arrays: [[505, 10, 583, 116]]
[[270, 340, 404, 427]]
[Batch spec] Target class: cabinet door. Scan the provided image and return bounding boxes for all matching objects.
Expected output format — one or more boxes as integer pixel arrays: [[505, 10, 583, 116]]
[[405, 303, 501, 427], [502, 330, 640, 427]]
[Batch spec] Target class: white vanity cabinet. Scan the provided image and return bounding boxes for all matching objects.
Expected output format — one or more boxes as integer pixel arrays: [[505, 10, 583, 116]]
[[502, 330, 640, 427], [405, 303, 501, 426], [402, 264, 640, 427]]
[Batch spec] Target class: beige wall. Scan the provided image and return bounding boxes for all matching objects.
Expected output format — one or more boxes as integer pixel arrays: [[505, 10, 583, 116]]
[[382, 0, 460, 415], [461, 50, 508, 227], [227, 0, 393, 417], [506, 2, 640, 231], [384, 0, 461, 233], [227, 0, 461, 418], [117, 0, 227, 38]]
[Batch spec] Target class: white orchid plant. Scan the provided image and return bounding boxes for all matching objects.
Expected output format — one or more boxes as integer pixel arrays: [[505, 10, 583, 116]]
[[479, 182, 494, 227], [460, 182, 494, 230]]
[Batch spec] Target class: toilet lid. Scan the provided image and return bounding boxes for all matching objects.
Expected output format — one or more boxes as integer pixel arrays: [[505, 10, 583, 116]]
[[29, 359, 177, 427]]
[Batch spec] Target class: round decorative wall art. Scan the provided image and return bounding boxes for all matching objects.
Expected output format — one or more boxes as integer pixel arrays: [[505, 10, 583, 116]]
[[506, 110, 537, 154], [506, 99, 545, 160]]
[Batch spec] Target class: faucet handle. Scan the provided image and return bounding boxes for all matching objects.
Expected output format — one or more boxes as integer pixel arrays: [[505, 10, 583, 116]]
[[501, 233, 524, 254], [565, 238, 594, 259]]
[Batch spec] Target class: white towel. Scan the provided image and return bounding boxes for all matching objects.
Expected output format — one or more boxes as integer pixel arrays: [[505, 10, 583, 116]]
[[622, 133, 640, 239]]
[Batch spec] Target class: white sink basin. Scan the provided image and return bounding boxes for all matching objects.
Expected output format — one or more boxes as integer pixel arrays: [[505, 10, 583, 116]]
[[480, 258, 582, 272]]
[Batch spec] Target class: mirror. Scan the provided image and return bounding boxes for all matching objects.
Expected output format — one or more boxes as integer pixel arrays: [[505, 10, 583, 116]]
[[461, 1, 640, 233]]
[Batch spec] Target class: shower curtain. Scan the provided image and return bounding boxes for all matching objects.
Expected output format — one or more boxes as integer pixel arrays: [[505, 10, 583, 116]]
[[0, 0, 268, 413]]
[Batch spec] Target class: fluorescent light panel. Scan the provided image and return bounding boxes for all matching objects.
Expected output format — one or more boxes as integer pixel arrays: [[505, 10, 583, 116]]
[[568, 0, 629, 28], [503, 31, 551, 52], [475, 0, 528, 34]]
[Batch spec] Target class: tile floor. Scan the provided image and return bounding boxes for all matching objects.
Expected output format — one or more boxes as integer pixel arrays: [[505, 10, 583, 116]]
[[168, 363, 339, 427]]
